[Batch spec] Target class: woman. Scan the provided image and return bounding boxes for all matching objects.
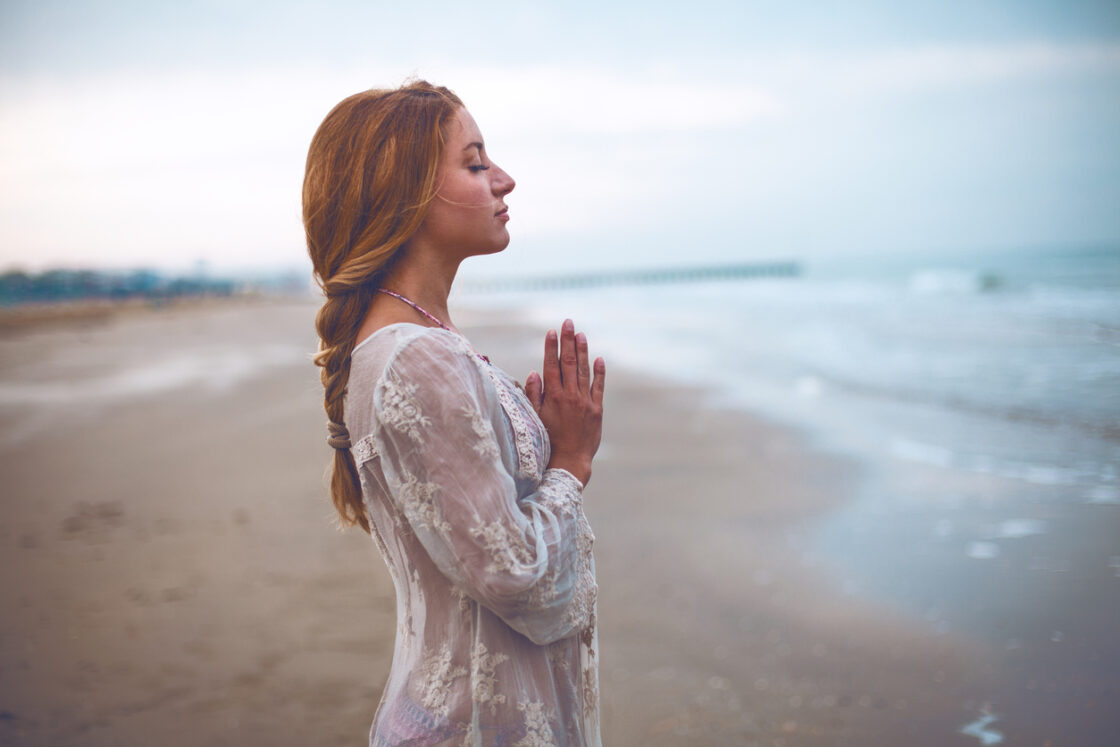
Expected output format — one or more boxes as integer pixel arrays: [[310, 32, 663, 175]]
[[303, 81, 605, 746]]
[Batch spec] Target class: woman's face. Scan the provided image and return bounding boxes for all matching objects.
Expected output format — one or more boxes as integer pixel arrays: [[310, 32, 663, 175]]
[[409, 107, 516, 261]]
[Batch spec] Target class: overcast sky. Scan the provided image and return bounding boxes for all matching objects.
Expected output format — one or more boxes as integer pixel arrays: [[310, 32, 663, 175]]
[[1, 0, 1118, 276]]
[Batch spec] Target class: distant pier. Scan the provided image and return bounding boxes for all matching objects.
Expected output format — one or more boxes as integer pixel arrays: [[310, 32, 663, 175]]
[[461, 260, 801, 293]]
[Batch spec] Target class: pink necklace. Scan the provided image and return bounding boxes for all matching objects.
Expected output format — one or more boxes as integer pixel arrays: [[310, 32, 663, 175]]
[[377, 288, 490, 364]]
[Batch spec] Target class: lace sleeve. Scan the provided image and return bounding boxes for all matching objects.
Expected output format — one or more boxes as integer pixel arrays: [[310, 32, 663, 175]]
[[371, 330, 596, 646]]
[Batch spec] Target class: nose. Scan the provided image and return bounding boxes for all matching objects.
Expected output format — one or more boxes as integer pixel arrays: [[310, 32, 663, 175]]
[[492, 163, 515, 196]]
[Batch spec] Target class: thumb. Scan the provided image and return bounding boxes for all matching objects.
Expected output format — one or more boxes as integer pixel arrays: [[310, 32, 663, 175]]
[[525, 371, 543, 412]]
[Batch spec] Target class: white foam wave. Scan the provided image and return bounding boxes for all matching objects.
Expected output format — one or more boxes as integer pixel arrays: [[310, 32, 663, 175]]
[[960, 712, 1004, 745], [1086, 485, 1120, 504], [993, 519, 1047, 539], [889, 438, 954, 468], [967, 541, 1000, 560]]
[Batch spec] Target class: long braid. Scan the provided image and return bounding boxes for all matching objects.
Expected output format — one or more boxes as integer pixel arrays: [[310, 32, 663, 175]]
[[314, 285, 374, 531], [303, 80, 462, 532]]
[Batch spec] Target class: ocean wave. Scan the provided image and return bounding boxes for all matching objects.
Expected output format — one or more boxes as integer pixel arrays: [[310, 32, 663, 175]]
[[889, 435, 1106, 486], [819, 370, 1120, 443]]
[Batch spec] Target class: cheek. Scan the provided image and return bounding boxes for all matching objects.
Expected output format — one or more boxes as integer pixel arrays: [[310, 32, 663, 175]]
[[422, 199, 488, 243], [441, 173, 490, 209]]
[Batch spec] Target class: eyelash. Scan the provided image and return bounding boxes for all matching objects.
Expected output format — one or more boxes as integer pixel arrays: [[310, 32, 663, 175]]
[[469, 165, 490, 173]]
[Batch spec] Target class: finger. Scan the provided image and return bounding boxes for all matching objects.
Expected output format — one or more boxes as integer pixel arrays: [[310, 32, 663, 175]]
[[541, 329, 560, 395], [560, 319, 578, 392], [525, 371, 544, 412], [576, 332, 591, 394], [591, 356, 606, 406]]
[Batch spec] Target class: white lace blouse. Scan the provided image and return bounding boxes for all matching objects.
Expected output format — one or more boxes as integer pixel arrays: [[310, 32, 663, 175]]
[[344, 323, 600, 747]]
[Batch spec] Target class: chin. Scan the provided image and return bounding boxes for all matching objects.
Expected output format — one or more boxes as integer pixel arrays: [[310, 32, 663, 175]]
[[480, 235, 512, 256]]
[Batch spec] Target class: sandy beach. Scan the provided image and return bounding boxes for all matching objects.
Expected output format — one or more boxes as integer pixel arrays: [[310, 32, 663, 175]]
[[0, 297, 1113, 746]]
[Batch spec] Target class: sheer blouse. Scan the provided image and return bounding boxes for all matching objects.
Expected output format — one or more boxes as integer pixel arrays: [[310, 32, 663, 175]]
[[344, 323, 600, 747]]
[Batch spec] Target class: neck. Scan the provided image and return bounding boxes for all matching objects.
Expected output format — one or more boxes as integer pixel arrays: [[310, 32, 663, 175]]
[[379, 246, 460, 328]]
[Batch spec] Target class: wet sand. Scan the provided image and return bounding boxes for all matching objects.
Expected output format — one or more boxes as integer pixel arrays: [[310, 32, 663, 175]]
[[0, 298, 1109, 745]]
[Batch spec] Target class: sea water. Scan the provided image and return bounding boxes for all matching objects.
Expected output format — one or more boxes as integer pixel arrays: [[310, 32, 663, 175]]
[[461, 244, 1120, 738], [459, 244, 1120, 634], [464, 245, 1119, 497]]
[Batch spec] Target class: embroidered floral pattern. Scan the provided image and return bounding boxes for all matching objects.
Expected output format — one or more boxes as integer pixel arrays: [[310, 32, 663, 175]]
[[546, 642, 570, 673], [399, 474, 449, 533], [536, 473, 597, 633], [536, 473, 582, 519], [582, 657, 599, 715], [486, 369, 543, 480], [461, 404, 500, 460], [352, 433, 379, 465], [470, 641, 510, 716], [379, 373, 431, 443], [513, 700, 558, 747], [418, 643, 468, 719], [563, 521, 597, 631], [470, 520, 534, 574], [525, 561, 561, 610]]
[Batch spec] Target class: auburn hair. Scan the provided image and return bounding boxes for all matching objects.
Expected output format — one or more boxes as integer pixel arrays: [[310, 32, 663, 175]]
[[303, 80, 463, 532]]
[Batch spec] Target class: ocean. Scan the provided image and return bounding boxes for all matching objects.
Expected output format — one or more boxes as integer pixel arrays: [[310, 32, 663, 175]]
[[459, 244, 1120, 641], [462, 244, 1119, 492]]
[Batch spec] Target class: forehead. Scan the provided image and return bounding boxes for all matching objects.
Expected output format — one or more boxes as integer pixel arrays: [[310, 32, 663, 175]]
[[444, 107, 484, 151]]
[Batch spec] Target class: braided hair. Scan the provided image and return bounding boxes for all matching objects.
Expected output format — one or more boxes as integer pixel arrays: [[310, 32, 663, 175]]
[[302, 80, 463, 531]]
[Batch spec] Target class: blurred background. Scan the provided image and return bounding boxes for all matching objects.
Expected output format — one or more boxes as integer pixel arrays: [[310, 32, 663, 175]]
[[1, 1, 1118, 745]]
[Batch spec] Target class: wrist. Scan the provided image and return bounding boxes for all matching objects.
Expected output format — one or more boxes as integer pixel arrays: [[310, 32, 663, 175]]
[[547, 456, 591, 486]]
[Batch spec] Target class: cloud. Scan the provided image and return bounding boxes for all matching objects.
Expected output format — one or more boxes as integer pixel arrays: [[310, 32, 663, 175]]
[[450, 65, 785, 135], [1, 42, 1117, 270], [771, 41, 1120, 100], [0, 62, 784, 269]]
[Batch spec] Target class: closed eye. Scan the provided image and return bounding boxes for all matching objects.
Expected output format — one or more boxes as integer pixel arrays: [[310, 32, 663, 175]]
[[469, 164, 491, 173]]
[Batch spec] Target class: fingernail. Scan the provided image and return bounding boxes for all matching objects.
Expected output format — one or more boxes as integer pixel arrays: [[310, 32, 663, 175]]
[[547, 330, 556, 341], [563, 319, 574, 332], [576, 332, 586, 345]]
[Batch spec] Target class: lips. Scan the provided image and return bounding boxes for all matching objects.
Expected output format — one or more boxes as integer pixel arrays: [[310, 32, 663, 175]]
[[494, 205, 508, 217]]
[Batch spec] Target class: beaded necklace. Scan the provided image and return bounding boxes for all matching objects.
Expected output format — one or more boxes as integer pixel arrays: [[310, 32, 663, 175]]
[[377, 288, 490, 363]]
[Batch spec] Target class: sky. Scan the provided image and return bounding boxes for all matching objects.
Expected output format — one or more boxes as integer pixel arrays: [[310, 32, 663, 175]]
[[1, 0, 1118, 277]]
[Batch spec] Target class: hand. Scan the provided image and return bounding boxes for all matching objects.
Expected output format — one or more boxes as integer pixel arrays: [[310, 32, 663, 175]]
[[524, 319, 605, 486]]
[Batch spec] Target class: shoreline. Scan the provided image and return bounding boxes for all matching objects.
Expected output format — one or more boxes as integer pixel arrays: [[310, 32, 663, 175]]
[[0, 292, 309, 335], [0, 298, 1028, 745]]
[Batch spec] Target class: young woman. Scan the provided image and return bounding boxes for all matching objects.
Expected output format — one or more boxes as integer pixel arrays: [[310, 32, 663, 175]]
[[303, 81, 605, 746]]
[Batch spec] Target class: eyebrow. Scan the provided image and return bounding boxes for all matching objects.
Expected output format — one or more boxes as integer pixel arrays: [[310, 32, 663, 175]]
[[462, 141, 484, 152]]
